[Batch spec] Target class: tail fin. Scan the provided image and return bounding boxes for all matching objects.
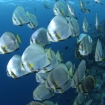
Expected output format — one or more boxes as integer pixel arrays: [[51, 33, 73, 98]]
[[16, 34, 22, 43]]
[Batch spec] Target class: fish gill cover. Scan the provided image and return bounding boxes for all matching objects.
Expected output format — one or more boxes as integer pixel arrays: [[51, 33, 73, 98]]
[[0, 0, 105, 105]]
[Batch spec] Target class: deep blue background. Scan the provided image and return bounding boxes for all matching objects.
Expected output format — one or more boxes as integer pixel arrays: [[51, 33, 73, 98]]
[[0, 0, 105, 105]]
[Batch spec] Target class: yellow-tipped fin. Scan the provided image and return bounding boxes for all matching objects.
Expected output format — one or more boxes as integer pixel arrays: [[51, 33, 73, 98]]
[[90, 75, 96, 87], [2, 46, 8, 53], [16, 34, 22, 43], [26, 11, 30, 17], [56, 51, 63, 62], [54, 32, 61, 40], [56, 81, 58, 84], [28, 63, 34, 69], [60, 9, 65, 16], [86, 69, 90, 73], [46, 48, 52, 60], [18, 18, 23, 25], [100, 57, 104, 61], [86, 47, 88, 51], [55, 81, 59, 88], [98, 27, 102, 30], [55, 102, 58, 105], [2, 46, 7, 49], [69, 67, 73, 77]]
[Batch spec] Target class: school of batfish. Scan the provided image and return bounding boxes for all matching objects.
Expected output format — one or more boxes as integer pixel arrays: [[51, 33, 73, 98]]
[[1, 0, 104, 105]]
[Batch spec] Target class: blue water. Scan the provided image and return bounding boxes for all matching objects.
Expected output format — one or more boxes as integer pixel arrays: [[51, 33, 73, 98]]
[[0, 0, 105, 105]]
